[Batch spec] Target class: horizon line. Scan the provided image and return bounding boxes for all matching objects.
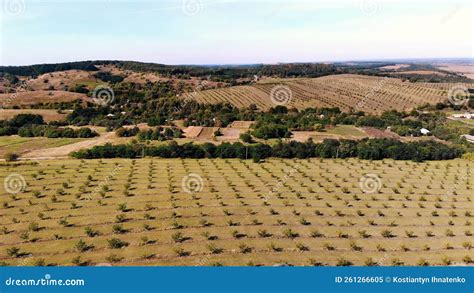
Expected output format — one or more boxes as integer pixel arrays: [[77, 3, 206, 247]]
[[1, 57, 473, 68]]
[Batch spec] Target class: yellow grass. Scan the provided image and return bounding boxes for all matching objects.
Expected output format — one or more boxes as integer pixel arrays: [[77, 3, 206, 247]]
[[0, 109, 69, 122], [0, 137, 85, 157], [0, 91, 86, 107]]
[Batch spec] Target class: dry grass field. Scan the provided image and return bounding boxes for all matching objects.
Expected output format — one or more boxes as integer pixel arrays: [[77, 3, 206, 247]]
[[19, 132, 124, 159], [98, 65, 223, 88], [0, 91, 86, 107], [387, 71, 449, 76], [97, 65, 165, 84], [183, 74, 474, 113], [24, 70, 100, 91], [291, 126, 368, 143], [437, 64, 474, 79], [0, 158, 472, 267], [0, 137, 86, 158], [379, 64, 410, 71], [0, 109, 68, 122], [0, 126, 119, 159]]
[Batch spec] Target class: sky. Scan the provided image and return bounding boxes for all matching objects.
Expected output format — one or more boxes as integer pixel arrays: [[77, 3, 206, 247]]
[[0, 0, 473, 66]]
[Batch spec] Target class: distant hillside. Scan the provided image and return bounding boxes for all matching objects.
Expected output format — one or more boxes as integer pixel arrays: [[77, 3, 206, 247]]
[[0, 60, 386, 81], [3, 60, 471, 85], [0, 61, 112, 76], [183, 74, 474, 113]]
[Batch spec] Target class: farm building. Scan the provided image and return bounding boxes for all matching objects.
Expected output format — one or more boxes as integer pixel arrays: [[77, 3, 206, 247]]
[[461, 134, 474, 143], [420, 128, 430, 135], [451, 113, 474, 119]]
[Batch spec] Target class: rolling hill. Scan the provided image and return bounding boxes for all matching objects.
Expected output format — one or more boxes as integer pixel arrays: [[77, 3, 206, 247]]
[[182, 74, 474, 113]]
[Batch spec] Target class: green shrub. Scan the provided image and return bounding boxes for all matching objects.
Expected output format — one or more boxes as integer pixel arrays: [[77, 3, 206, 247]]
[[4, 152, 19, 162]]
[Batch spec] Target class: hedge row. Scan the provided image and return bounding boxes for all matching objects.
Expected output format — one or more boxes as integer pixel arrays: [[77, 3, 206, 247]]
[[71, 139, 463, 162]]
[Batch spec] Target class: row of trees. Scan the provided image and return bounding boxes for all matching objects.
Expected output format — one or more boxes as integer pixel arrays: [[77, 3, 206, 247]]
[[0, 114, 97, 138], [0, 114, 45, 136], [137, 127, 182, 141], [71, 139, 463, 162], [251, 124, 292, 139], [0, 61, 110, 77], [115, 126, 183, 141], [1, 60, 409, 82], [18, 125, 97, 138], [115, 127, 140, 137], [93, 71, 124, 84]]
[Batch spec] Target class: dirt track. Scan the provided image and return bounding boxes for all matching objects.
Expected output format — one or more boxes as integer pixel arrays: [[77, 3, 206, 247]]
[[22, 132, 119, 159]]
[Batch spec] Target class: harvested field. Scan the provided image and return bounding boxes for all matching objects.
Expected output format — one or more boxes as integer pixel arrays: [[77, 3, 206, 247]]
[[182, 74, 474, 113], [182, 126, 218, 140], [183, 127, 203, 139], [198, 127, 218, 140], [217, 128, 241, 141], [0, 158, 472, 266]]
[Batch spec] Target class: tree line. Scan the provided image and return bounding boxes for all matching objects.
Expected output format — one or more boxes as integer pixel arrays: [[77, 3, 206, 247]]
[[0, 114, 97, 138], [1, 60, 395, 81], [71, 138, 463, 162]]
